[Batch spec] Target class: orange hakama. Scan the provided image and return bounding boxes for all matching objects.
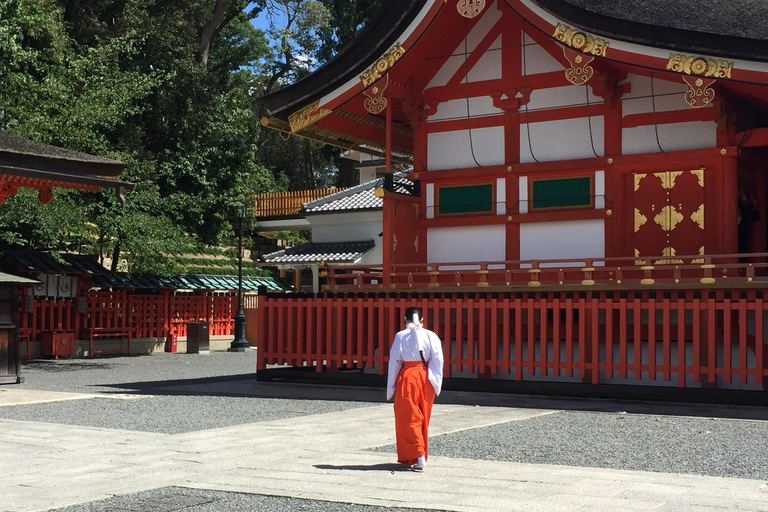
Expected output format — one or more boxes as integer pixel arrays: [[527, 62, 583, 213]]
[[394, 361, 436, 464]]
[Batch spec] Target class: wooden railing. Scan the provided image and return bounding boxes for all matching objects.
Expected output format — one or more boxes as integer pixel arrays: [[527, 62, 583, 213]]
[[18, 291, 239, 345], [323, 253, 768, 292], [254, 188, 346, 218], [257, 289, 768, 389]]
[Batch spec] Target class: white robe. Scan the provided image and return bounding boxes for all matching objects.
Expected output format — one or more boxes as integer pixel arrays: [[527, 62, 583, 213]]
[[386, 323, 444, 401]]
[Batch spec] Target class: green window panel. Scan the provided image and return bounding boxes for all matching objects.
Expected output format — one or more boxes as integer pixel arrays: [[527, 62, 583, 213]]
[[438, 184, 494, 214], [531, 176, 592, 209]]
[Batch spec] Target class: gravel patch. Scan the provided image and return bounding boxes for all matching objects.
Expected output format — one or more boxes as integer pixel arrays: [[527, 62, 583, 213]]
[[0, 394, 376, 434], [15, 352, 259, 393], [47, 487, 450, 512], [375, 409, 768, 480], [1, 352, 381, 433]]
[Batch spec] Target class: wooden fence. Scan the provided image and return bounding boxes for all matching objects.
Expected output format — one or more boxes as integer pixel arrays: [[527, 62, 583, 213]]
[[257, 290, 768, 390], [18, 291, 238, 342], [254, 188, 345, 218]]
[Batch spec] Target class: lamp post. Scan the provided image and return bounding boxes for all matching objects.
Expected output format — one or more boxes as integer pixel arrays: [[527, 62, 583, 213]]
[[229, 204, 249, 351]]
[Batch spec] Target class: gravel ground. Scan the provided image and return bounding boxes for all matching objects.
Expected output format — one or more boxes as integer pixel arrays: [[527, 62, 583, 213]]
[[14, 352, 261, 393], [47, 487, 450, 512], [0, 394, 377, 434], [374, 409, 768, 481], [0, 352, 380, 434]]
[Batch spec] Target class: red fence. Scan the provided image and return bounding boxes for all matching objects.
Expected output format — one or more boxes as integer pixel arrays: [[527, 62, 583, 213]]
[[19, 291, 237, 342], [324, 252, 768, 292], [257, 290, 768, 389]]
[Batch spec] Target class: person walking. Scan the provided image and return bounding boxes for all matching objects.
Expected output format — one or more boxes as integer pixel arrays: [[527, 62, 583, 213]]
[[386, 306, 444, 471]]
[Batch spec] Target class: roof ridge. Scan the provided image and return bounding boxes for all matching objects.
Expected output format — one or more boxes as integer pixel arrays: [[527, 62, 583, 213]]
[[303, 178, 380, 209]]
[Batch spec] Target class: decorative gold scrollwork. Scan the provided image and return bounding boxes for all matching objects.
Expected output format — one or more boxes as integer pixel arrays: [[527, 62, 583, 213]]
[[634, 208, 647, 233], [682, 75, 716, 108], [666, 54, 733, 78], [363, 74, 389, 115], [457, 0, 485, 18], [690, 168, 704, 187], [654, 205, 684, 232], [656, 171, 682, 189], [563, 47, 594, 85], [634, 248, 646, 266], [288, 100, 332, 133], [633, 173, 646, 192], [658, 247, 683, 265], [692, 246, 705, 264], [690, 204, 704, 230], [360, 43, 405, 87], [553, 24, 609, 56]]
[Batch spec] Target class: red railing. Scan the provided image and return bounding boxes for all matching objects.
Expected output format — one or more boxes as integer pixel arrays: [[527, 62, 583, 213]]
[[18, 290, 238, 342], [257, 290, 768, 389], [324, 252, 768, 292]]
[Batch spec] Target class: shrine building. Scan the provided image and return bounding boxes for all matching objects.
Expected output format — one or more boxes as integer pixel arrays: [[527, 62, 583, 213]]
[[256, 0, 768, 397]]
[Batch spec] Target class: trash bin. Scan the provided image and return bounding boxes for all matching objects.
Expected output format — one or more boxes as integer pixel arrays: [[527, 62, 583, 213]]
[[186, 321, 209, 354]]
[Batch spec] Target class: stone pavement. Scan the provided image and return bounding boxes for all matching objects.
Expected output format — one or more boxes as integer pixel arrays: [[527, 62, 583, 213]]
[[2, 387, 768, 512]]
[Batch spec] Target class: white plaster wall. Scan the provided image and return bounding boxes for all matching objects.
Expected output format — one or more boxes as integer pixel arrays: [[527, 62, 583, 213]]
[[496, 177, 506, 215], [622, 121, 717, 155], [464, 35, 502, 83], [621, 73, 692, 115], [427, 225, 506, 264], [521, 32, 563, 74], [595, 170, 604, 209], [526, 84, 600, 111], [426, 1, 502, 89], [519, 219, 604, 265], [309, 211, 383, 264], [519, 176, 528, 214], [426, 183, 435, 219], [520, 116, 604, 163], [429, 97, 502, 122], [428, 126, 505, 169]]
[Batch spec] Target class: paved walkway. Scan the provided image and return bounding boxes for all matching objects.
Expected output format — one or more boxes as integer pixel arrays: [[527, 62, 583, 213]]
[[2, 389, 768, 512]]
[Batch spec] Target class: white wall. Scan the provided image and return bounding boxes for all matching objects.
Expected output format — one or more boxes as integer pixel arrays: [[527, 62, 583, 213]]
[[429, 97, 502, 122], [520, 117, 604, 163], [519, 219, 604, 266], [622, 121, 717, 155], [428, 126, 505, 169], [427, 225, 506, 264], [309, 211, 382, 264], [621, 73, 691, 114]]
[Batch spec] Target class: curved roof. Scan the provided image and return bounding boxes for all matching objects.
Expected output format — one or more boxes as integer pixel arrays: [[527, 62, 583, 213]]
[[535, 0, 768, 62], [260, 0, 768, 124], [260, 0, 425, 120]]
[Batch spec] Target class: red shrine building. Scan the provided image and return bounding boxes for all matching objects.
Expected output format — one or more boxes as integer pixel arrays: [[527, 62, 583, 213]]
[[258, 0, 768, 396]]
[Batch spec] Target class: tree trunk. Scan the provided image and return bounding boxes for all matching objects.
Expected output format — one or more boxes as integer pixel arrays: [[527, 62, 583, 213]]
[[110, 241, 121, 273], [197, 0, 245, 66]]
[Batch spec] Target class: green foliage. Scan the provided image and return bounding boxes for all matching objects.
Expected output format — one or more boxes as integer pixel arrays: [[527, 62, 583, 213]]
[[0, 0, 369, 273]]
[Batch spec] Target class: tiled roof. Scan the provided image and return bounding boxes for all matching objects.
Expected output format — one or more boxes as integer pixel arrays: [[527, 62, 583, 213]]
[[88, 273, 289, 291], [303, 173, 413, 214], [303, 179, 382, 213], [3, 251, 109, 275], [262, 241, 376, 264], [0, 132, 121, 166], [0, 271, 39, 284]]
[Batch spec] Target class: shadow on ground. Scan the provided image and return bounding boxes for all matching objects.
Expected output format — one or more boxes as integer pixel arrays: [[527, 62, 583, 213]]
[[314, 463, 415, 472], [96, 372, 768, 421]]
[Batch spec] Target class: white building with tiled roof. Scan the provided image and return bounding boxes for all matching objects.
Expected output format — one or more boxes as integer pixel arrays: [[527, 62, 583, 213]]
[[261, 178, 386, 292]]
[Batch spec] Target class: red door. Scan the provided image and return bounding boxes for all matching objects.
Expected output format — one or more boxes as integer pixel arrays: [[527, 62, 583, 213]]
[[632, 169, 705, 263]]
